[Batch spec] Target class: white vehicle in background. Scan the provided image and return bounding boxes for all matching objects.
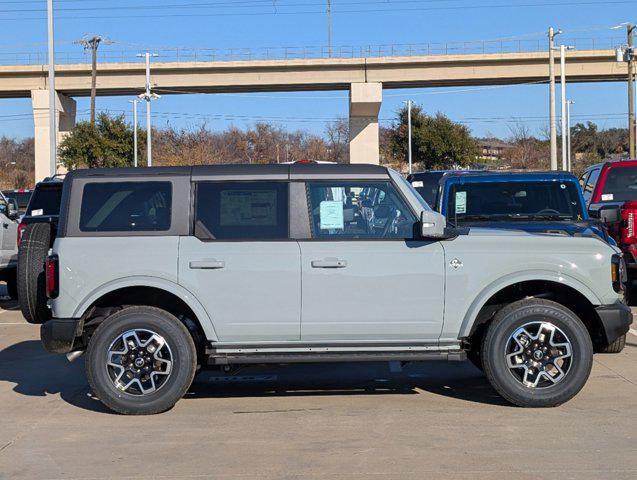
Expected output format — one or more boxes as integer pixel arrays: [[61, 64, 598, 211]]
[[0, 190, 18, 299]]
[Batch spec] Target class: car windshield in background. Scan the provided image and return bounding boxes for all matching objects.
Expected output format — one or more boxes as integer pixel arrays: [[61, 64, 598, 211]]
[[447, 181, 582, 223], [26, 184, 63, 216], [409, 172, 445, 207], [600, 166, 637, 203], [8, 192, 32, 209]]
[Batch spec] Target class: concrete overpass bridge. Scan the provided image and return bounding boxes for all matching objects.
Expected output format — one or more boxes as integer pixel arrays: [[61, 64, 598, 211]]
[[0, 49, 627, 180]]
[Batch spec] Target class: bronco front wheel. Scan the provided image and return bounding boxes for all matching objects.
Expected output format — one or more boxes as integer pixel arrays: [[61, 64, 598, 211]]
[[86, 306, 197, 415], [481, 298, 593, 408]]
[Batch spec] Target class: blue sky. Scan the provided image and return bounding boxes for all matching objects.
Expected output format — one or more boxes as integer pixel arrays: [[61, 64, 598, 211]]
[[0, 0, 633, 140]]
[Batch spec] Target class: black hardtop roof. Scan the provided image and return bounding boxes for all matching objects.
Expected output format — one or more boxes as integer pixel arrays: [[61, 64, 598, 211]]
[[67, 163, 389, 180]]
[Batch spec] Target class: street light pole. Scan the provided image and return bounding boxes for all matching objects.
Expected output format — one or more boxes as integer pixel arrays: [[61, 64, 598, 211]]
[[129, 99, 138, 167], [556, 44, 575, 170], [47, 0, 57, 177], [137, 52, 159, 167], [407, 100, 413, 174], [566, 100, 574, 172], [629, 24, 635, 158], [548, 27, 561, 170]]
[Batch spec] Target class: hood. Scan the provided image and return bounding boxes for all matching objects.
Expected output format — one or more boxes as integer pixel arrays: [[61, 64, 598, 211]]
[[462, 221, 614, 245]]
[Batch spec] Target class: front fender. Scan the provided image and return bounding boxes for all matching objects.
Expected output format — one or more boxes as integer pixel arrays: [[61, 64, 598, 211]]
[[456, 270, 602, 339], [71, 275, 218, 342]]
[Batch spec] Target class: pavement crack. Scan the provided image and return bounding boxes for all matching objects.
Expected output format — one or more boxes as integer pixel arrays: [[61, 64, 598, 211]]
[[0, 441, 13, 453], [594, 358, 637, 389]]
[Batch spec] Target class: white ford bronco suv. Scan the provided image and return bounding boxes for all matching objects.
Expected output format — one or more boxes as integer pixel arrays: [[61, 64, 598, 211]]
[[39, 164, 632, 414]]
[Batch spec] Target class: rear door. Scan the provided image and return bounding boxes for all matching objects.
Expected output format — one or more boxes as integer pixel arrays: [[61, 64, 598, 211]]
[[178, 180, 301, 342], [298, 180, 445, 342]]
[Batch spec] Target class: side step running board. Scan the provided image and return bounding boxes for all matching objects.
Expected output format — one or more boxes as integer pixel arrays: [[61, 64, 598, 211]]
[[206, 350, 466, 366]]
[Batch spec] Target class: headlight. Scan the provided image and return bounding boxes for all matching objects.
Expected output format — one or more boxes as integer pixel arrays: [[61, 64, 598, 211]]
[[611, 254, 626, 293]]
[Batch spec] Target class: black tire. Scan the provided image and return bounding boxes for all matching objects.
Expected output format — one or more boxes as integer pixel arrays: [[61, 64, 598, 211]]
[[598, 334, 626, 354], [6, 268, 18, 300], [86, 306, 197, 415], [481, 298, 593, 408], [17, 223, 51, 324]]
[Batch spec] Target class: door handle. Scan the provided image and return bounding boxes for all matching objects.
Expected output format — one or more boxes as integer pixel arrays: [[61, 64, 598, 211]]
[[189, 259, 225, 270], [311, 258, 347, 269]]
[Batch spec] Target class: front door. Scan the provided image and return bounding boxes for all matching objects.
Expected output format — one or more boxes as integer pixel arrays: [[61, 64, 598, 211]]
[[299, 181, 445, 342], [178, 181, 301, 342]]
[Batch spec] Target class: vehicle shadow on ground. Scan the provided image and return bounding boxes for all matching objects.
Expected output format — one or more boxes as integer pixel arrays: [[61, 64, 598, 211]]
[[0, 340, 510, 413], [188, 361, 511, 407], [0, 340, 112, 414]]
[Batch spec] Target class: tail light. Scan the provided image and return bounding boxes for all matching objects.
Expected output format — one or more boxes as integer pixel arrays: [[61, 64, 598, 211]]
[[45, 254, 59, 299], [620, 201, 637, 244], [17, 222, 27, 247]]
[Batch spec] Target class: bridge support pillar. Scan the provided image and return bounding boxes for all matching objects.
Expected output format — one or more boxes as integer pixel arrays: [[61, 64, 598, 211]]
[[31, 90, 76, 182], [349, 82, 382, 165]]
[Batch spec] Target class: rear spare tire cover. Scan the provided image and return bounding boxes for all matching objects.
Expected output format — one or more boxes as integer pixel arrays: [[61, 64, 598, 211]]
[[17, 223, 52, 324]]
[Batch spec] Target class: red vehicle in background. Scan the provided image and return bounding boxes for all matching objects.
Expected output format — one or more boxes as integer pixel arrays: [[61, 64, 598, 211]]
[[581, 160, 637, 287]]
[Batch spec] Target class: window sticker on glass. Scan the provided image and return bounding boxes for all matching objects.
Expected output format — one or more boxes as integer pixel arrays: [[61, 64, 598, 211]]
[[601, 193, 614, 201], [455, 191, 467, 214], [220, 190, 277, 226], [319, 200, 344, 230], [412, 181, 424, 188], [31, 208, 44, 216]]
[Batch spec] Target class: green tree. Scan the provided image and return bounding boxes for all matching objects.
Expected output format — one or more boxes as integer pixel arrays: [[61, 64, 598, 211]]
[[59, 113, 145, 170], [391, 105, 479, 170]]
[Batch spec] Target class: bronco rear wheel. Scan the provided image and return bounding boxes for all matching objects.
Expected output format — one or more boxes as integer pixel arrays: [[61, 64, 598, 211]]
[[86, 306, 197, 415], [481, 298, 593, 408]]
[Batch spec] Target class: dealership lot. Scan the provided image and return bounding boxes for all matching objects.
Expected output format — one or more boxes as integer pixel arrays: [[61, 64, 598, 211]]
[[1, 286, 636, 480]]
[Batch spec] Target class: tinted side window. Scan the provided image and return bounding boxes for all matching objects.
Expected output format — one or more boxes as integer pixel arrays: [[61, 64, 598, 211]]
[[195, 182, 289, 240], [583, 169, 600, 202], [80, 182, 172, 232], [306, 181, 416, 239], [28, 184, 63, 216]]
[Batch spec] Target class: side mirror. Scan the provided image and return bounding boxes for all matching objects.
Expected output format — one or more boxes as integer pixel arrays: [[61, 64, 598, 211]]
[[598, 205, 621, 224], [8, 206, 18, 220], [420, 210, 447, 239]]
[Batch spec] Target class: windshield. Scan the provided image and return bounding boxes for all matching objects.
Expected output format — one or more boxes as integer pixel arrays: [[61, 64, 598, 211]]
[[3, 191, 32, 209], [447, 181, 583, 224], [408, 172, 444, 208], [27, 183, 63, 216], [600, 166, 637, 202]]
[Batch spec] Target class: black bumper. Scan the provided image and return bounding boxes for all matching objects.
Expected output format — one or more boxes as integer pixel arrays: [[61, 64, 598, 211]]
[[40, 318, 81, 354], [595, 302, 633, 345]]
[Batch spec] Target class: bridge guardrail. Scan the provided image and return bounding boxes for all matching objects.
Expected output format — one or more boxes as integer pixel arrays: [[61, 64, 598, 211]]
[[0, 37, 624, 66]]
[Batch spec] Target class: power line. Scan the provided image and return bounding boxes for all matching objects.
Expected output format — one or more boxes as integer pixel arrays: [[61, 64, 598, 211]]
[[1, 0, 633, 20]]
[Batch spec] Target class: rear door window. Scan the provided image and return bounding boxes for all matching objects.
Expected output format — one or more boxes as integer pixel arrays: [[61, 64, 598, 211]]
[[79, 182, 172, 232], [194, 182, 289, 240]]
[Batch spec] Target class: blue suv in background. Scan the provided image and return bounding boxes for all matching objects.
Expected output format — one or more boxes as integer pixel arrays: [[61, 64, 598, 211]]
[[408, 170, 614, 244]]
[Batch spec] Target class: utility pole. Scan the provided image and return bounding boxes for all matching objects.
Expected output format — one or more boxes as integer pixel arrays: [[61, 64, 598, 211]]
[[548, 27, 561, 171], [629, 24, 635, 158], [47, 0, 56, 177], [137, 52, 159, 167], [567, 105, 572, 172], [327, 0, 332, 57], [406, 100, 413, 174], [129, 99, 138, 167], [76, 36, 106, 128]]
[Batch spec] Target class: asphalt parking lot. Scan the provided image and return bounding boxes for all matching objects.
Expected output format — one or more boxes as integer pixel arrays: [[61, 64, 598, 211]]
[[1, 285, 636, 480]]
